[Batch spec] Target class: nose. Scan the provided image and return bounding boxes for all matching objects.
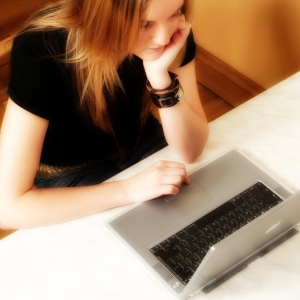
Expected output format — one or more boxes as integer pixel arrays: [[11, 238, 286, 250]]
[[152, 25, 170, 46]]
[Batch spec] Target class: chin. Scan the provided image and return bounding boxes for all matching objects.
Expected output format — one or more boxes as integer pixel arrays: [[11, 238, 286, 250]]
[[133, 47, 164, 61], [141, 52, 164, 61]]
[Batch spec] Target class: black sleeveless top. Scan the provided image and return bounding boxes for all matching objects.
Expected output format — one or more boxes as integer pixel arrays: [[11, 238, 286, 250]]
[[8, 30, 196, 166]]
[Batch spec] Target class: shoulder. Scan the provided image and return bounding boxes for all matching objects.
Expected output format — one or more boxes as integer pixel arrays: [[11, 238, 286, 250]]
[[8, 30, 69, 120], [11, 29, 67, 61]]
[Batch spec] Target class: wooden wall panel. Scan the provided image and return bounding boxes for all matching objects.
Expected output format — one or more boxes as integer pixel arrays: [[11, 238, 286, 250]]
[[195, 45, 265, 108]]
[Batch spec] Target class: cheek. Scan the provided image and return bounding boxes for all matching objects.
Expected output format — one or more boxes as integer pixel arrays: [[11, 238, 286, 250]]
[[169, 20, 180, 36], [132, 34, 150, 54]]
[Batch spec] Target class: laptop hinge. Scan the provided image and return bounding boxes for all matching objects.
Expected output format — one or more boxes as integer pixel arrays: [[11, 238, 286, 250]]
[[201, 227, 298, 294]]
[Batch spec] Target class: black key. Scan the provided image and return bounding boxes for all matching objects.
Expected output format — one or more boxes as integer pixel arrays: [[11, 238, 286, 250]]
[[265, 204, 274, 211], [185, 257, 195, 266], [176, 241, 189, 251], [247, 205, 260, 215], [166, 259, 177, 270], [243, 210, 256, 222], [189, 243, 200, 254], [252, 193, 264, 201], [268, 198, 282, 207], [176, 231, 188, 240], [158, 247, 179, 261], [177, 260, 190, 270], [248, 197, 258, 205], [208, 221, 220, 231], [238, 202, 250, 211], [264, 194, 281, 205], [193, 249, 206, 260], [248, 186, 259, 196], [169, 255, 182, 265], [150, 245, 162, 253], [183, 236, 196, 246], [191, 230, 204, 241], [253, 182, 266, 191], [223, 211, 234, 219], [211, 229, 223, 240], [168, 235, 177, 243], [152, 248, 164, 256], [202, 225, 212, 234], [177, 267, 194, 283], [241, 191, 252, 201], [194, 238, 207, 249], [179, 248, 192, 259], [160, 240, 169, 248], [169, 238, 180, 247], [260, 187, 272, 197], [255, 200, 267, 210], [231, 207, 242, 215], [231, 195, 244, 206], [183, 225, 197, 235], [190, 261, 200, 272], [236, 215, 248, 227], [193, 201, 235, 230], [202, 234, 216, 246], [215, 216, 227, 225], [226, 219, 239, 230], [236, 214, 247, 224], [219, 224, 231, 234], [252, 205, 264, 216], [173, 264, 184, 274]]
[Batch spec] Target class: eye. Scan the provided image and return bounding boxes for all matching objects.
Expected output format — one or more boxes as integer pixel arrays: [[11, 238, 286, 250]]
[[141, 21, 152, 30], [170, 9, 182, 19]]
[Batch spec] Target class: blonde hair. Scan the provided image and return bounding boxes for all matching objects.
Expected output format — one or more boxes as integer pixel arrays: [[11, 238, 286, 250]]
[[19, 0, 193, 132]]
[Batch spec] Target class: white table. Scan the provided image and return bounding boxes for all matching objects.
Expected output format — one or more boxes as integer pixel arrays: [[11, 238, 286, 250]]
[[1, 72, 300, 300]]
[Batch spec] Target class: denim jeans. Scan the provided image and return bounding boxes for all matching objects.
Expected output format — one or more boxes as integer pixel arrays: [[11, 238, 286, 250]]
[[34, 124, 167, 188]]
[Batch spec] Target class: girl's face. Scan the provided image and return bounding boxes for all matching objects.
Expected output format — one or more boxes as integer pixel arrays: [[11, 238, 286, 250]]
[[132, 0, 185, 61]]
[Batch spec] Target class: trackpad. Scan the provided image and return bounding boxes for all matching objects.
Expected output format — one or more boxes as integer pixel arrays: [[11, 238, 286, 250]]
[[164, 181, 213, 215]]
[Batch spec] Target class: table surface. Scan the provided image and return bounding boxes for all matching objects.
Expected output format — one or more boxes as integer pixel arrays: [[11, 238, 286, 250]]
[[1, 72, 300, 300]]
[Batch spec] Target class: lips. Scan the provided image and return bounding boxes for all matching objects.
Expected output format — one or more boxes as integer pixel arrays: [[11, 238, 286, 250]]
[[148, 46, 164, 52]]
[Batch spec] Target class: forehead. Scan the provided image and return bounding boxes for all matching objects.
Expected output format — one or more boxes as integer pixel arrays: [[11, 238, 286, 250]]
[[144, 0, 184, 21]]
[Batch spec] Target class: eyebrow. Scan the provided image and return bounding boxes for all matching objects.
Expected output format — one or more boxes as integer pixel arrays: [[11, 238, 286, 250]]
[[142, 4, 184, 23], [171, 5, 184, 17]]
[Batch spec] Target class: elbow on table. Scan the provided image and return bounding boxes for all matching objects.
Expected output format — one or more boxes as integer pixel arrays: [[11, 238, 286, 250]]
[[0, 199, 20, 230], [180, 129, 209, 164], [179, 147, 205, 164], [0, 213, 14, 231]]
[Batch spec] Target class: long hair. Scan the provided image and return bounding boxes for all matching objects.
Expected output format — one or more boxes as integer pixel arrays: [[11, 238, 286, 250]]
[[18, 0, 193, 132]]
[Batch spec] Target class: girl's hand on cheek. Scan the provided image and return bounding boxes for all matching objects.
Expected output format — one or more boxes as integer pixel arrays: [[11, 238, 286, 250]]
[[143, 15, 191, 75]]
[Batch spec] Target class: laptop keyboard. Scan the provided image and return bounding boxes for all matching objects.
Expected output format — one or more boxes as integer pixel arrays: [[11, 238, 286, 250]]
[[150, 182, 283, 285]]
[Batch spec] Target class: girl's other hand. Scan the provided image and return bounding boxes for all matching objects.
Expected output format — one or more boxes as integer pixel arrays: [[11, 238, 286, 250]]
[[125, 160, 191, 204]]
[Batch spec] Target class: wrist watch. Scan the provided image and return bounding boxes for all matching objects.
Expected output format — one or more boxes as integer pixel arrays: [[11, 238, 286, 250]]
[[149, 85, 184, 108], [146, 72, 184, 108]]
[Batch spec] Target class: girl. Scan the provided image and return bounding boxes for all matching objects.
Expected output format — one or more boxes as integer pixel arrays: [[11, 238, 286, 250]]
[[0, 0, 209, 229]]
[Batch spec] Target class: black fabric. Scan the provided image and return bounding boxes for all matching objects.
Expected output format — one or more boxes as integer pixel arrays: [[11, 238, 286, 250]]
[[8, 30, 196, 166]]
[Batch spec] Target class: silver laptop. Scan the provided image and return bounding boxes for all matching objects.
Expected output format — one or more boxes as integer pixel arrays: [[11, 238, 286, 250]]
[[104, 148, 300, 300]]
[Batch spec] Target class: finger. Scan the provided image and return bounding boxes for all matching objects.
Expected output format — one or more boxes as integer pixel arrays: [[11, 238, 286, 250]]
[[155, 160, 186, 169], [170, 23, 191, 46], [178, 19, 191, 31], [160, 175, 185, 186], [183, 174, 191, 185]]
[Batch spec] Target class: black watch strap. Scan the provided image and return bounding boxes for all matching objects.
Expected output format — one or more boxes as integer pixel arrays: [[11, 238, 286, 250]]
[[146, 72, 184, 108], [150, 90, 182, 108]]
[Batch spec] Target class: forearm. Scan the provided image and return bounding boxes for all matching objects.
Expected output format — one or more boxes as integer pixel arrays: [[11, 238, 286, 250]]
[[0, 180, 130, 229], [159, 99, 209, 163], [0, 158, 193, 230]]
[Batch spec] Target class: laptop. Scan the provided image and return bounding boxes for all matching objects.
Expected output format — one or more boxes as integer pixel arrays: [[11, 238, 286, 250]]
[[104, 148, 300, 299]]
